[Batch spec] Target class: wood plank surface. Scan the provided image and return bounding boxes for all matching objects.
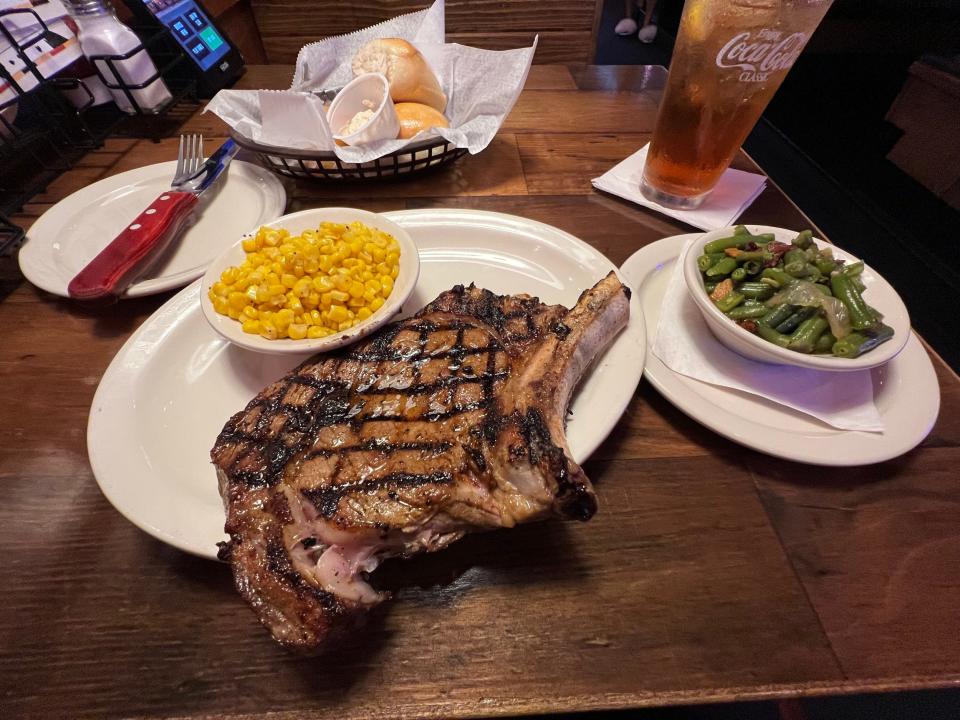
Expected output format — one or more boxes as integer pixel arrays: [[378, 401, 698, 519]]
[[2, 65, 959, 719]]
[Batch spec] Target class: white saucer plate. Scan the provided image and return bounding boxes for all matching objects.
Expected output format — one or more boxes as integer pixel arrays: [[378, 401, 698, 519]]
[[88, 209, 647, 558], [19, 160, 287, 298], [620, 234, 940, 466]]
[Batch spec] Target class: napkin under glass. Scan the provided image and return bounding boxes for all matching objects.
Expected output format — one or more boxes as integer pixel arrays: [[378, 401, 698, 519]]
[[592, 144, 767, 231], [653, 236, 884, 433]]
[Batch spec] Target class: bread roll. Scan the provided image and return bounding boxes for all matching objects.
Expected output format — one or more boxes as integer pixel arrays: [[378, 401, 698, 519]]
[[352, 38, 446, 112], [395, 102, 449, 139]]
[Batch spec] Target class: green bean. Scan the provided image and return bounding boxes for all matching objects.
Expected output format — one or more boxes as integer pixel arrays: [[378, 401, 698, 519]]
[[814, 331, 837, 354], [804, 246, 820, 261], [792, 229, 814, 249], [726, 302, 770, 319], [752, 233, 775, 243], [788, 316, 829, 353], [775, 306, 817, 334], [761, 267, 794, 286], [715, 291, 745, 313], [731, 267, 747, 282], [851, 275, 867, 293], [757, 322, 792, 348], [841, 260, 864, 277], [706, 257, 737, 277], [831, 324, 894, 358], [830, 272, 876, 330], [697, 254, 715, 272], [703, 235, 750, 254], [742, 260, 761, 276], [784, 248, 807, 266], [705, 281, 718, 293], [760, 303, 794, 328], [784, 260, 819, 278], [732, 250, 768, 261], [734, 225, 749, 236], [814, 258, 837, 274], [738, 282, 775, 300]]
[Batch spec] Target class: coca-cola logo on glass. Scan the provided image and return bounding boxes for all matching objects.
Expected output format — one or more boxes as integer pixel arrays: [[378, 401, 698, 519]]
[[716, 29, 808, 82]]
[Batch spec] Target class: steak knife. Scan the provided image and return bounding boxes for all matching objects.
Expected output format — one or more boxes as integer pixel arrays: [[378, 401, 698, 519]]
[[67, 138, 240, 302]]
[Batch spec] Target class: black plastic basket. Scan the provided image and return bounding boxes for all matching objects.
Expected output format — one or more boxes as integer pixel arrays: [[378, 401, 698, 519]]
[[231, 132, 468, 181]]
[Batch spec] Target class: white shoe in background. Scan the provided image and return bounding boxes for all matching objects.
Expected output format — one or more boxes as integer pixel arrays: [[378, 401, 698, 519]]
[[615, 17, 638, 35], [638, 23, 658, 43]]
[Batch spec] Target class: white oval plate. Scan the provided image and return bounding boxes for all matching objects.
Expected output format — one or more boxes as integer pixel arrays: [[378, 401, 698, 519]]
[[89, 209, 646, 558], [621, 234, 940, 466], [19, 160, 287, 298], [200, 207, 420, 355]]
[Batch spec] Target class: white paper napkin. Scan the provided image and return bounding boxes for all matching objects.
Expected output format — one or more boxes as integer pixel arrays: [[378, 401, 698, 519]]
[[653, 237, 884, 432], [592, 144, 767, 231]]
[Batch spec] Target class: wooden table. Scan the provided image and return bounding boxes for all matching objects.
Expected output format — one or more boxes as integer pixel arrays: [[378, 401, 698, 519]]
[[3, 65, 959, 719]]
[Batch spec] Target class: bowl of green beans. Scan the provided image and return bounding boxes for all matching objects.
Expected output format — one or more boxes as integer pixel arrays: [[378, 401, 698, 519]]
[[682, 225, 910, 371]]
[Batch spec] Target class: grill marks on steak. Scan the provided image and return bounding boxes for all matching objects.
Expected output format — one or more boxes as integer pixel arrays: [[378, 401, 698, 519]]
[[213, 273, 630, 649]]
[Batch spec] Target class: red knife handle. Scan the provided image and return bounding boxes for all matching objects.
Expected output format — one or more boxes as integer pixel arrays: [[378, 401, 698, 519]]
[[68, 190, 199, 301]]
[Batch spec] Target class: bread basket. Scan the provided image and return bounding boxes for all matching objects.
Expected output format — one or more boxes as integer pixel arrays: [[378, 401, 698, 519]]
[[231, 131, 467, 182]]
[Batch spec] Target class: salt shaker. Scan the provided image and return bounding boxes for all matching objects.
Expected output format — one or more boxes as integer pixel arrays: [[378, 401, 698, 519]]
[[65, 0, 171, 114]]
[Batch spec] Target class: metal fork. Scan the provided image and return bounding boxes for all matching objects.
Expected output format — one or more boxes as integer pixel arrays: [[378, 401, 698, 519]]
[[172, 133, 204, 188]]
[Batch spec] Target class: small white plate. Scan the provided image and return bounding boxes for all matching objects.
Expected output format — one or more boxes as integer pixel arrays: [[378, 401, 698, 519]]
[[621, 234, 940, 466], [200, 207, 420, 355], [89, 209, 646, 558], [19, 160, 287, 298]]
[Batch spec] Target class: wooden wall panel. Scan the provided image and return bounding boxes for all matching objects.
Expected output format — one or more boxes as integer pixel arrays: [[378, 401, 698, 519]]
[[263, 31, 593, 65], [219, 0, 268, 64], [251, 0, 599, 63]]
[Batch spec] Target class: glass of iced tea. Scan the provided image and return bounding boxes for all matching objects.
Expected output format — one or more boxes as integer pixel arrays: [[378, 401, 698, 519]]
[[640, 0, 834, 209]]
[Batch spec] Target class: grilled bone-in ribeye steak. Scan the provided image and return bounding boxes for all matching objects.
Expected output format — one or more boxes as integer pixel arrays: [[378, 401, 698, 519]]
[[212, 272, 630, 650]]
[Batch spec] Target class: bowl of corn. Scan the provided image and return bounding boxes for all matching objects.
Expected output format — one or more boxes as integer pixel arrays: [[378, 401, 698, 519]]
[[201, 207, 419, 355]]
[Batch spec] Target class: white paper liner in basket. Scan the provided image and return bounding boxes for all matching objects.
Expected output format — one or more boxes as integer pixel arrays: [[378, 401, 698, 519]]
[[204, 0, 536, 165]]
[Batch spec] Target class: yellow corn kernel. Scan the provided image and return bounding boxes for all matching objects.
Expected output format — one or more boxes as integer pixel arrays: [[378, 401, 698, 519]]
[[241, 237, 258, 252], [380, 277, 394, 296], [307, 325, 327, 339], [338, 320, 353, 332], [228, 292, 247, 311], [356, 307, 372, 321], [312, 275, 334, 293], [328, 304, 349, 323], [220, 267, 238, 284], [211, 281, 228, 297], [242, 306, 258, 319], [293, 278, 312, 298], [212, 297, 229, 315], [370, 297, 384, 312], [241, 319, 260, 334], [288, 323, 308, 340], [288, 297, 304, 314], [348, 281, 365, 299]]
